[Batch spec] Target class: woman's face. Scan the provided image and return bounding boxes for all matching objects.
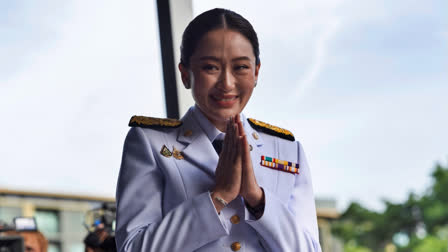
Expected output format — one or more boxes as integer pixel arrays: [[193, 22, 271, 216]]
[[180, 28, 260, 128]]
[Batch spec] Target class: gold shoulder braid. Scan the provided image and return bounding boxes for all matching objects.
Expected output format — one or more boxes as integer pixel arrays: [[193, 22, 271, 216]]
[[129, 116, 182, 128], [247, 118, 295, 141]]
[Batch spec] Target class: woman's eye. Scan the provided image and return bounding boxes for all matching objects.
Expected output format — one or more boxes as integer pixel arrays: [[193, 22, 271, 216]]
[[234, 65, 249, 71], [202, 64, 218, 71]]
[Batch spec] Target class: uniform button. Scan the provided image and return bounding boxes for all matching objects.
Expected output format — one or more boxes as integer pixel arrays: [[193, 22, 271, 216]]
[[184, 129, 193, 137], [230, 215, 240, 224], [231, 242, 241, 251], [252, 132, 259, 140], [249, 144, 253, 151]]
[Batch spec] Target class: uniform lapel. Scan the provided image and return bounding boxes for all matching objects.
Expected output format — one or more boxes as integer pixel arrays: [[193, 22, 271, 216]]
[[177, 109, 218, 178]]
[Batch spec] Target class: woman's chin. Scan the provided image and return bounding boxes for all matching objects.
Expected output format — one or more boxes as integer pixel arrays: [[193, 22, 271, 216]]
[[213, 109, 240, 120], [199, 104, 242, 126], [203, 109, 238, 127]]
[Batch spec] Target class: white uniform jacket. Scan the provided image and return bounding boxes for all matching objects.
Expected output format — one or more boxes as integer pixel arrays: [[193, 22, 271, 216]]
[[115, 106, 321, 252]]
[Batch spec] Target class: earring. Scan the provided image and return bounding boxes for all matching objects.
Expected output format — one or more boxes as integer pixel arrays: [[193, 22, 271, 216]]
[[254, 81, 257, 87], [183, 78, 191, 89]]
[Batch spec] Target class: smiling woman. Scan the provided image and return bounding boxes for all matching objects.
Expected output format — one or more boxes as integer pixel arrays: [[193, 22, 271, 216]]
[[180, 28, 260, 131], [115, 8, 321, 252]]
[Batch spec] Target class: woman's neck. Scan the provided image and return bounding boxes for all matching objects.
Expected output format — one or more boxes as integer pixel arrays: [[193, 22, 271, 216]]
[[213, 120, 227, 132], [195, 107, 233, 132]]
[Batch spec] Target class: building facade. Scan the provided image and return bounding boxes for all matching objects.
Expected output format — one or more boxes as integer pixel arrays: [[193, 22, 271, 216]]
[[0, 189, 113, 252], [1, 189, 342, 252]]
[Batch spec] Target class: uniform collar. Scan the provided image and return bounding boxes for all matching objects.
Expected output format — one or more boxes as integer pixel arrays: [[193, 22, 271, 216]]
[[177, 105, 264, 147], [191, 105, 223, 143]]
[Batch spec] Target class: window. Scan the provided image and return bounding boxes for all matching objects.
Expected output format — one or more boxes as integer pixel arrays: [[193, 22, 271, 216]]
[[48, 241, 62, 252], [34, 209, 60, 236], [0, 207, 22, 226]]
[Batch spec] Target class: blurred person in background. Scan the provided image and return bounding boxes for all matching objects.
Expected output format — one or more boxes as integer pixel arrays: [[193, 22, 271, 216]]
[[116, 8, 321, 251], [4, 231, 48, 252], [84, 223, 117, 252]]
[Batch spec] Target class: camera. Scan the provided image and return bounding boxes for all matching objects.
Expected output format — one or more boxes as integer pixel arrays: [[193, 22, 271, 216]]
[[83, 202, 117, 252], [0, 217, 38, 252]]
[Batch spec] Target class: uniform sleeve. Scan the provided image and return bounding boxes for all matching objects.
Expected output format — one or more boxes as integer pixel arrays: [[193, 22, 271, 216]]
[[115, 127, 228, 252], [244, 141, 322, 251]]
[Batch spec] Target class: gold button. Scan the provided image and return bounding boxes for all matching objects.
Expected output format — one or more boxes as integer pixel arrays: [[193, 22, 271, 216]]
[[184, 130, 193, 137], [230, 215, 240, 224], [249, 144, 253, 151], [231, 242, 241, 251], [252, 132, 259, 140]]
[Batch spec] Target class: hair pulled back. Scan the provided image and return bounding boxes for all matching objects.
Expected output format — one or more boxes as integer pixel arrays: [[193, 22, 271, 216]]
[[180, 8, 260, 67]]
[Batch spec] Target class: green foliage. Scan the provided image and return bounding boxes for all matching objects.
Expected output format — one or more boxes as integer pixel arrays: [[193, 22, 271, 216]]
[[332, 161, 448, 251], [420, 164, 448, 233], [344, 241, 372, 252], [412, 235, 447, 252], [332, 202, 383, 250], [431, 164, 448, 203]]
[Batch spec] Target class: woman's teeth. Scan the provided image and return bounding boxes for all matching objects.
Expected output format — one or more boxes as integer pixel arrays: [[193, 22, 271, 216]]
[[219, 97, 235, 101], [213, 96, 237, 101]]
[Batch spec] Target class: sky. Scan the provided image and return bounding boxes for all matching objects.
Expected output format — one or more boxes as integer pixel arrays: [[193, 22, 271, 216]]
[[1, 0, 447, 211]]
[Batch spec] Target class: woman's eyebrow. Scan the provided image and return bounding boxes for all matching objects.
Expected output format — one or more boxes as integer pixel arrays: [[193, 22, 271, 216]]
[[198, 56, 220, 61], [197, 56, 251, 62], [232, 56, 251, 62]]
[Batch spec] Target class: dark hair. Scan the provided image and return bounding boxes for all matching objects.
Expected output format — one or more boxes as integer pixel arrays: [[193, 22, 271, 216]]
[[180, 8, 260, 67]]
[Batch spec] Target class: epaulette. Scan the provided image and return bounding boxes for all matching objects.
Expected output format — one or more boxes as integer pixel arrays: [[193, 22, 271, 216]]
[[247, 118, 295, 141], [129, 116, 182, 128]]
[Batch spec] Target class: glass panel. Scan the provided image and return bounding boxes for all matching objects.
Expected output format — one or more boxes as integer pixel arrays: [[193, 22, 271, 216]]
[[34, 209, 59, 235], [0, 207, 22, 225], [48, 242, 61, 252], [68, 243, 85, 252], [63, 211, 85, 234]]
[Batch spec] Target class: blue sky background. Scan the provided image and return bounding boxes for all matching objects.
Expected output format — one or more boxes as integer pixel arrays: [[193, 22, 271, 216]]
[[1, 0, 447, 211]]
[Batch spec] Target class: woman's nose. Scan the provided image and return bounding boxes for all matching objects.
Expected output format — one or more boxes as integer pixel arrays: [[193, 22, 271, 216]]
[[217, 67, 235, 91]]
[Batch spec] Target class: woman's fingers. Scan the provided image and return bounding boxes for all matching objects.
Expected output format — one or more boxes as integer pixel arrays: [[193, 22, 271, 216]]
[[221, 116, 233, 158], [236, 114, 245, 138], [213, 116, 242, 204], [228, 118, 237, 161], [242, 135, 252, 171], [215, 114, 263, 207], [239, 133, 263, 207], [219, 117, 239, 168], [234, 121, 242, 163]]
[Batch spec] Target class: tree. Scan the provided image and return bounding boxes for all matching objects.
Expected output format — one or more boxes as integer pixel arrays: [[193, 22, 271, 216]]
[[332, 161, 448, 251], [332, 202, 384, 250], [412, 235, 447, 252], [419, 163, 448, 233]]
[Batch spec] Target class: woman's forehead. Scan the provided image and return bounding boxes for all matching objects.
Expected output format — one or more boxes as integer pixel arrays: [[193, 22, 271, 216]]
[[191, 29, 255, 62]]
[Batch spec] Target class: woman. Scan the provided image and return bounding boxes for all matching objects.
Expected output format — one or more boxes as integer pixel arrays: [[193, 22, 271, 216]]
[[115, 8, 321, 252]]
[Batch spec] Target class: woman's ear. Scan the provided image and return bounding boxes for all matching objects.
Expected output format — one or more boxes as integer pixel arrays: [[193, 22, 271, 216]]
[[254, 62, 261, 86], [178, 63, 191, 89]]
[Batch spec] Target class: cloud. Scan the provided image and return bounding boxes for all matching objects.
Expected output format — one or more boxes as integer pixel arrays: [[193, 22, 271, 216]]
[[295, 18, 341, 99]]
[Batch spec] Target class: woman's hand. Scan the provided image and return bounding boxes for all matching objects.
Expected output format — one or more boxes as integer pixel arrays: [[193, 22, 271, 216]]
[[212, 116, 242, 212], [212, 115, 263, 212], [236, 117, 264, 207]]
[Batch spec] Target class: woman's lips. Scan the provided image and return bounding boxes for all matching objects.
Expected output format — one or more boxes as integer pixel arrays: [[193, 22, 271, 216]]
[[210, 94, 238, 107]]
